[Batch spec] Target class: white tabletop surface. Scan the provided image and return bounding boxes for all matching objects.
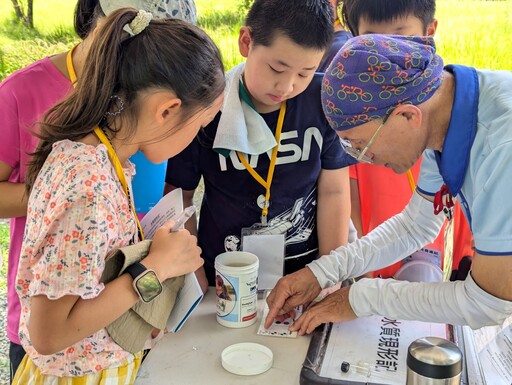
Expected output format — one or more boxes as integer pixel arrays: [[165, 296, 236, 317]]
[[135, 289, 311, 385]]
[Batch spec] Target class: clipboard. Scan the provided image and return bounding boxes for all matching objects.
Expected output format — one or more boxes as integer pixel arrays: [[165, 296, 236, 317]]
[[299, 320, 470, 385]]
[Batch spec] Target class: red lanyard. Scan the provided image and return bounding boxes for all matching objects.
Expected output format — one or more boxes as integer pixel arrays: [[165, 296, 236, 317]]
[[433, 184, 454, 220]]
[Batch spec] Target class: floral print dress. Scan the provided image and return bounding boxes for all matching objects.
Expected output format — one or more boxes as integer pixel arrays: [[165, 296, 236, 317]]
[[16, 140, 139, 377]]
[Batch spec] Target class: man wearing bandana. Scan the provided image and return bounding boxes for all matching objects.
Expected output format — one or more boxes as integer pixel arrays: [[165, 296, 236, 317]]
[[265, 34, 512, 334]]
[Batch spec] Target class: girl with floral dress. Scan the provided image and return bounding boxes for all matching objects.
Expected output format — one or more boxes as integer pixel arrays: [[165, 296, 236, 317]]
[[13, 8, 224, 385], [1, 1, 199, 380]]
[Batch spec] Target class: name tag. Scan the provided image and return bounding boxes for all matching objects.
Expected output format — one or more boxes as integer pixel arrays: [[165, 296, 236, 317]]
[[242, 228, 285, 290]]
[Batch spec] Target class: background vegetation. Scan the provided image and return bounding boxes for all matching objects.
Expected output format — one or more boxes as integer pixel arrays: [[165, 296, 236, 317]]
[[0, 0, 511, 383], [1, 0, 511, 80]]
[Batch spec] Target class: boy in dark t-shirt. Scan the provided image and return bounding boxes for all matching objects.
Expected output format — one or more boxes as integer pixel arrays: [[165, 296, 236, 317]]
[[165, 0, 356, 287]]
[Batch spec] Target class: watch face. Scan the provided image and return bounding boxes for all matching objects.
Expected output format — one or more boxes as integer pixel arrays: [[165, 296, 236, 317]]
[[135, 271, 163, 303]]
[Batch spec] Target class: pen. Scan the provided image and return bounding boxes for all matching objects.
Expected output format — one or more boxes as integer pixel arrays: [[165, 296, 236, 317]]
[[170, 205, 196, 232]]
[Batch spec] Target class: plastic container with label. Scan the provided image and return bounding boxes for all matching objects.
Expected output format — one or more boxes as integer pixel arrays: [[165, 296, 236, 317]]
[[215, 251, 259, 328]]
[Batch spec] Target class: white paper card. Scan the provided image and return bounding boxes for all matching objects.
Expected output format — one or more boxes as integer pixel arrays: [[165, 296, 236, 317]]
[[242, 234, 285, 290], [140, 188, 183, 239], [257, 293, 302, 338]]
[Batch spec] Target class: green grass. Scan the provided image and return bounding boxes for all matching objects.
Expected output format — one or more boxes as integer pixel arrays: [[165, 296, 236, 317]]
[[0, 0, 76, 79], [0, 0, 76, 33], [196, 6, 245, 70], [0, 0, 509, 80], [435, 1, 512, 68]]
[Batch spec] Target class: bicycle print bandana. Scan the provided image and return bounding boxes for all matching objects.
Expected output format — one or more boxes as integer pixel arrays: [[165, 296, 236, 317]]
[[321, 34, 444, 130]]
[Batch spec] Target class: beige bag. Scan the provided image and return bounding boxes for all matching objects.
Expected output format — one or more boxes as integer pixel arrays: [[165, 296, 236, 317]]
[[100, 240, 184, 353]]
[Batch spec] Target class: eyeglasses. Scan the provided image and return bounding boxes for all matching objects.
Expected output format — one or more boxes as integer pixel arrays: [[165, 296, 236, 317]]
[[339, 113, 391, 164]]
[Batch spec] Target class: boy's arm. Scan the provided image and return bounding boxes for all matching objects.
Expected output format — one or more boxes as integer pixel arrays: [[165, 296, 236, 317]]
[[316, 167, 351, 256], [0, 161, 28, 218]]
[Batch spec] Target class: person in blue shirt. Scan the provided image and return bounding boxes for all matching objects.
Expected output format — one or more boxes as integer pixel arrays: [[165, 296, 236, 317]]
[[165, 0, 355, 290], [265, 34, 512, 333]]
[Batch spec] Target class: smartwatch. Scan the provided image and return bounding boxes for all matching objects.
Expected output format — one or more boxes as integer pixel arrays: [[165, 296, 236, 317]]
[[124, 262, 163, 303]]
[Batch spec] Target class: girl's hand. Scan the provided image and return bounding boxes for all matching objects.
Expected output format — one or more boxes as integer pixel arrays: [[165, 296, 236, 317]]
[[142, 220, 203, 281]]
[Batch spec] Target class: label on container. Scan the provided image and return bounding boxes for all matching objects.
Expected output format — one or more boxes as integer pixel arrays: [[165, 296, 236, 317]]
[[216, 270, 257, 326]]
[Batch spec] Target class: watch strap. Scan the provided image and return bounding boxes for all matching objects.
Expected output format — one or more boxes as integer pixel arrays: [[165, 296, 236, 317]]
[[124, 262, 147, 280]]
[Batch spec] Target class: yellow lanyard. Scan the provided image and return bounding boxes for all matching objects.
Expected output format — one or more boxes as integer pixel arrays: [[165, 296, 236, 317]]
[[236, 102, 286, 225], [406, 169, 416, 193], [66, 47, 144, 240], [94, 128, 144, 240], [334, 19, 341, 27], [66, 45, 78, 84]]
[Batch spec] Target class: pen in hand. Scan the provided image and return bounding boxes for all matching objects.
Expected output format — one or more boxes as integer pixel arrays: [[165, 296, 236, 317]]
[[170, 205, 196, 232]]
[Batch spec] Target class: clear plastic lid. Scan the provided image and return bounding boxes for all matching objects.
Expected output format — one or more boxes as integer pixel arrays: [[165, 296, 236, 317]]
[[221, 342, 273, 376]]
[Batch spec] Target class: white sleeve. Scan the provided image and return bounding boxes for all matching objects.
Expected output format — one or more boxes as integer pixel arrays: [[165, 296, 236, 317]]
[[349, 273, 512, 329], [348, 218, 358, 243], [307, 191, 445, 288]]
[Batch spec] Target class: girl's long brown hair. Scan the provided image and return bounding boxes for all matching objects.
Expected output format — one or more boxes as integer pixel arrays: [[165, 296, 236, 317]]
[[26, 8, 225, 192]]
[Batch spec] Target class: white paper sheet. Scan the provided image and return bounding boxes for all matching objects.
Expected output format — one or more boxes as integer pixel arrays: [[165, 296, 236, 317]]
[[140, 188, 183, 239], [472, 315, 512, 385]]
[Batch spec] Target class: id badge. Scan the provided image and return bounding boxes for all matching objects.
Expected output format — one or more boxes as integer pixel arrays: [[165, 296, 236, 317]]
[[242, 224, 285, 290]]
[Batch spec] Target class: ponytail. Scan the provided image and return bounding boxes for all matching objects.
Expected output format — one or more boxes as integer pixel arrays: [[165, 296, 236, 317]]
[[26, 8, 224, 192], [26, 9, 136, 192]]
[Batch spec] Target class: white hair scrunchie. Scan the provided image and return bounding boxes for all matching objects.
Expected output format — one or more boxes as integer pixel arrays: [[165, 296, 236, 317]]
[[128, 9, 153, 36]]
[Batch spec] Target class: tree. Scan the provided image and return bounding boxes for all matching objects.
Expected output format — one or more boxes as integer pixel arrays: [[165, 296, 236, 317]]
[[10, 0, 34, 28]]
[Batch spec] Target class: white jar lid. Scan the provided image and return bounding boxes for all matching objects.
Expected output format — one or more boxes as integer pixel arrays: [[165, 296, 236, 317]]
[[221, 342, 273, 376]]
